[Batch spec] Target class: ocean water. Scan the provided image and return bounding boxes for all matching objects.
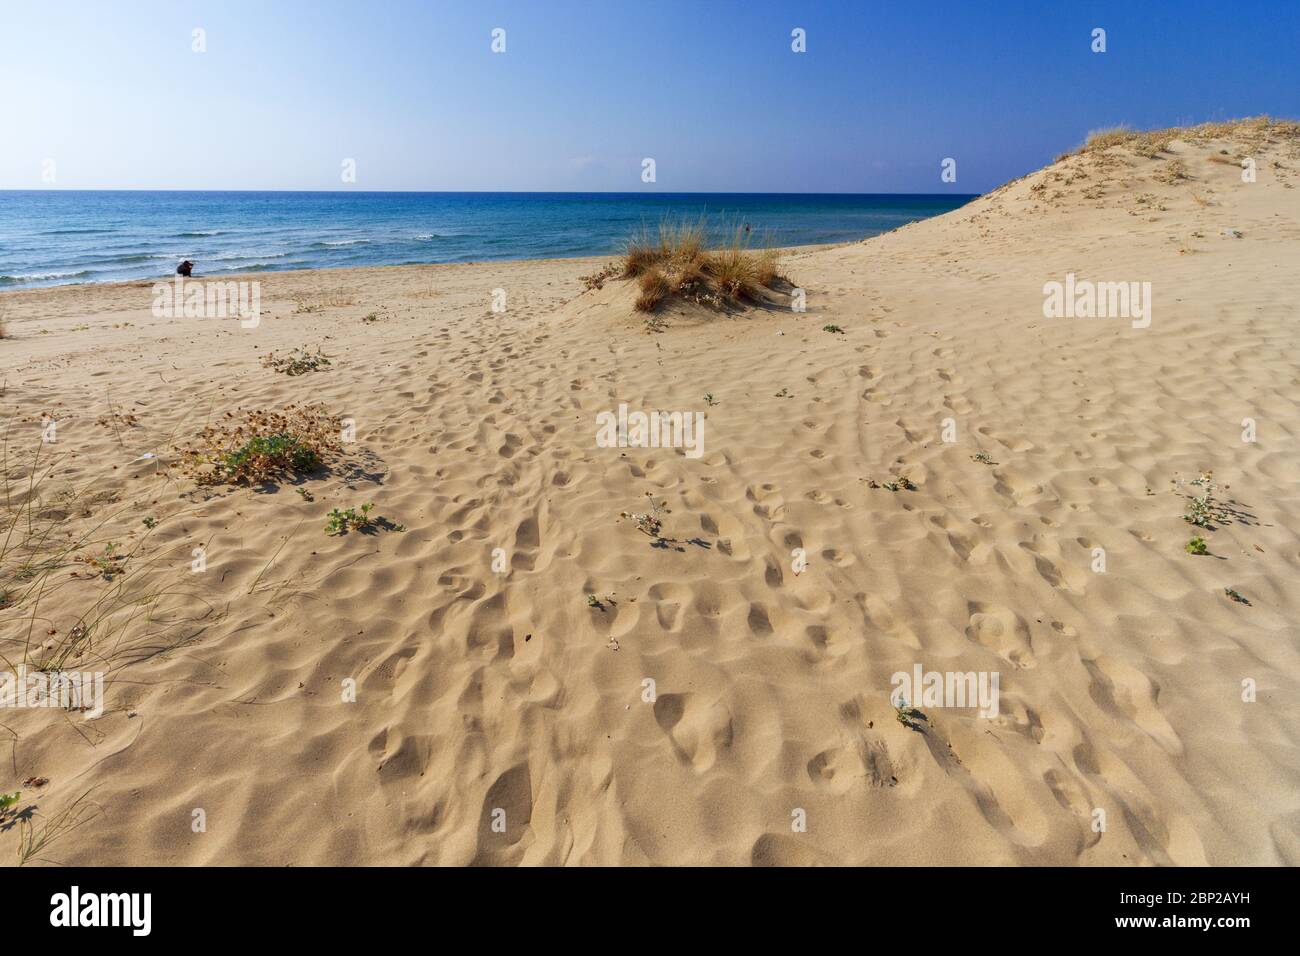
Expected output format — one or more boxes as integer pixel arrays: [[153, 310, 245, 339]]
[[0, 191, 975, 290]]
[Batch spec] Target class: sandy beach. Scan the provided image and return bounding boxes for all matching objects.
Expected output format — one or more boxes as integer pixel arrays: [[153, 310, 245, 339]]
[[2, 123, 1298, 866]]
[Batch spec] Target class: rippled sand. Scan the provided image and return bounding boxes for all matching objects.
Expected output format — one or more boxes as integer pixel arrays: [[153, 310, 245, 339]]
[[2, 126, 1297, 865]]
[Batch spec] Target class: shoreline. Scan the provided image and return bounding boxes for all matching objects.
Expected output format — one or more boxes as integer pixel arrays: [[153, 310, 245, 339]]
[[0, 191, 977, 295], [0, 240, 854, 302]]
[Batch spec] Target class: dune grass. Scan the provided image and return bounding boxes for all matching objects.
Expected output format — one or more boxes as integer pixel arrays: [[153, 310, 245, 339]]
[[0, 417, 217, 682], [635, 269, 671, 312], [1157, 158, 1189, 183], [1082, 125, 1134, 151], [1061, 116, 1300, 162], [621, 218, 785, 312]]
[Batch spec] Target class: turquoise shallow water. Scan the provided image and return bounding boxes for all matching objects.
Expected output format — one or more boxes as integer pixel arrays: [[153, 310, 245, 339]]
[[0, 190, 975, 290]]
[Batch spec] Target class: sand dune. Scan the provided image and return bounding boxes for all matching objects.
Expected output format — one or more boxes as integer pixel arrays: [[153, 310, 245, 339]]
[[1, 122, 1298, 865]]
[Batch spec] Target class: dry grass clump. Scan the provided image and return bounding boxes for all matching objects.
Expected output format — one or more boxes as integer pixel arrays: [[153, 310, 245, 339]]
[[669, 255, 705, 292], [1065, 116, 1300, 161], [635, 268, 671, 312], [754, 248, 781, 287], [261, 346, 331, 376], [1183, 116, 1300, 144], [621, 219, 785, 313], [623, 220, 705, 279], [1082, 125, 1134, 151], [178, 404, 341, 486], [707, 245, 761, 300], [1157, 159, 1189, 183], [1132, 131, 1180, 159]]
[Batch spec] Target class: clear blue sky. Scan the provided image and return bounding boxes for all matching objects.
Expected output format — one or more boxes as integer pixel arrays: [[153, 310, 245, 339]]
[[2, 0, 1297, 193]]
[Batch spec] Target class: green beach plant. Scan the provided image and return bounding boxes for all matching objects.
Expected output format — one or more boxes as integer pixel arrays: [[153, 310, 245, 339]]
[[895, 699, 927, 730], [178, 405, 339, 486], [325, 504, 374, 536]]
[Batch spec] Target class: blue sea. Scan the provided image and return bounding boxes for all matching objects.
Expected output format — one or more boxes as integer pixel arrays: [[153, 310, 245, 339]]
[[0, 191, 975, 290]]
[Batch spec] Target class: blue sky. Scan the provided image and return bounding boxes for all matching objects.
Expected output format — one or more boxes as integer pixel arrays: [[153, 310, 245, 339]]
[[2, 0, 1297, 193]]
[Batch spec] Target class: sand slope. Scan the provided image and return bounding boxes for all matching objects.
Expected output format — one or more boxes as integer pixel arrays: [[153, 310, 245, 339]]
[[1, 125, 1298, 865]]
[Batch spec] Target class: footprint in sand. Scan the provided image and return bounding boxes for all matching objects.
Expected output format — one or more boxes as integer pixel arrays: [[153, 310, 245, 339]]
[[746, 602, 774, 637], [856, 593, 921, 649], [653, 693, 734, 772], [1042, 768, 1102, 848], [511, 514, 541, 571], [894, 418, 924, 443], [806, 745, 861, 793], [750, 833, 838, 866], [929, 513, 977, 562], [646, 582, 690, 631], [746, 483, 786, 520], [471, 763, 533, 863], [965, 601, 1035, 667], [806, 737, 898, 793], [803, 624, 850, 660], [1082, 656, 1183, 754], [1018, 536, 1086, 591]]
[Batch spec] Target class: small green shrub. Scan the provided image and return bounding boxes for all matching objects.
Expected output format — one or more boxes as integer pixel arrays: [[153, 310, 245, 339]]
[[179, 405, 340, 486], [894, 700, 927, 730], [325, 504, 374, 536]]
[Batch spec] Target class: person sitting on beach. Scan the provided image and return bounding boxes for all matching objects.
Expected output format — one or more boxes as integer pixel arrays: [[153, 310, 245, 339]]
[[176, 260, 195, 277]]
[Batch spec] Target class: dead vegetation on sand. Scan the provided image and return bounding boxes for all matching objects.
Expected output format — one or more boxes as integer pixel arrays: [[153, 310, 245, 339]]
[[583, 219, 788, 313], [1059, 116, 1300, 162], [178, 405, 341, 486]]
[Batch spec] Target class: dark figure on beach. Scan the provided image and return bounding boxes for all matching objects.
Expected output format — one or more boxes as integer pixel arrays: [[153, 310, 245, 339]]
[[177, 260, 195, 277]]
